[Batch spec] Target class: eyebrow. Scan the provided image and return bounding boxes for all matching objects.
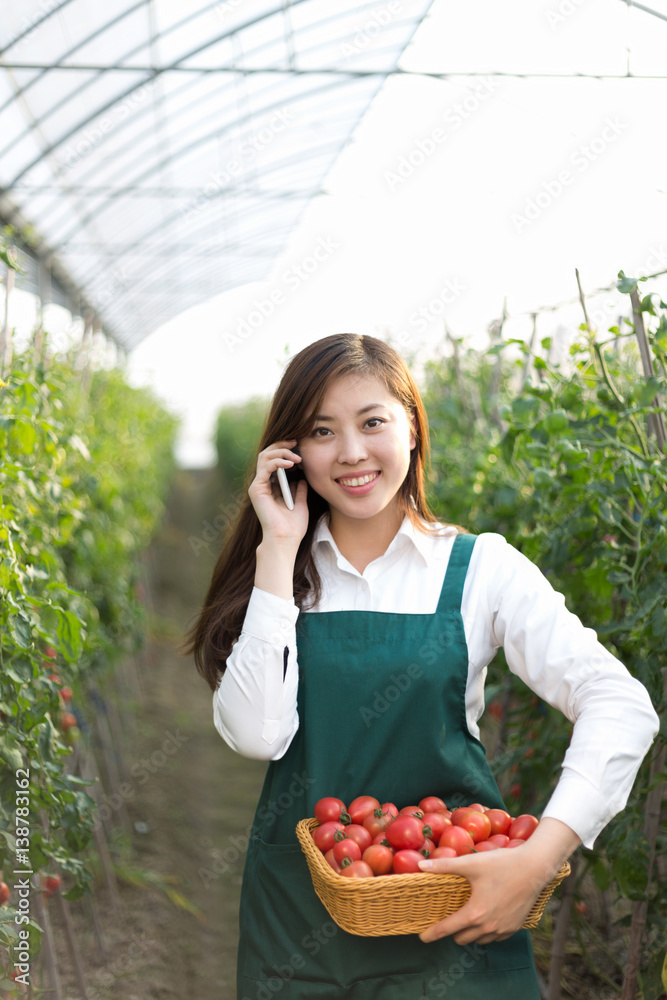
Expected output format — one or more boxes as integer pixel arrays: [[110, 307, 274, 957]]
[[313, 403, 387, 422]]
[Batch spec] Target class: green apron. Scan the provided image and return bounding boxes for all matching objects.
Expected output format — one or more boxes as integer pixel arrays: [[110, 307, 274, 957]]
[[237, 534, 540, 999]]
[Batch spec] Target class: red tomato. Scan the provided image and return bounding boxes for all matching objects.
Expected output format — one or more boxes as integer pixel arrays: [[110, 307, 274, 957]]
[[418, 837, 435, 857], [362, 845, 394, 876], [0, 882, 9, 905], [340, 824, 372, 852], [467, 803, 487, 813], [419, 796, 447, 814], [385, 816, 424, 852], [473, 840, 499, 851], [421, 812, 448, 842], [339, 860, 374, 879], [438, 826, 475, 856], [324, 848, 342, 873], [487, 834, 510, 848], [380, 802, 399, 818], [348, 796, 381, 825], [441, 810, 453, 821], [506, 839, 526, 849], [485, 809, 512, 836], [392, 850, 425, 874], [574, 901, 588, 915], [312, 821, 345, 852], [508, 814, 539, 841], [430, 846, 457, 859], [398, 805, 424, 819], [314, 797, 348, 825], [44, 875, 62, 897], [371, 831, 391, 846], [452, 809, 492, 844], [363, 809, 394, 838], [333, 838, 361, 864]]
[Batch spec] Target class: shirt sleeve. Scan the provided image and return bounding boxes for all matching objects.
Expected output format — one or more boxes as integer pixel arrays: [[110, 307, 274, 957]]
[[212, 586, 300, 760], [464, 533, 659, 849]]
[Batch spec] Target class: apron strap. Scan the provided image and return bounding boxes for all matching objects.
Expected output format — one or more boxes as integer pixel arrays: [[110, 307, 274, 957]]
[[436, 532, 477, 613]]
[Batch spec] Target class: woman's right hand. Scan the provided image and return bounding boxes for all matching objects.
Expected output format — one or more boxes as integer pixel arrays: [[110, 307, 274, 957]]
[[248, 439, 309, 550]]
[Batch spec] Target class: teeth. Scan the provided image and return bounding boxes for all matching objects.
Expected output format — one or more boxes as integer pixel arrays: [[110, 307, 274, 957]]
[[338, 473, 379, 487]]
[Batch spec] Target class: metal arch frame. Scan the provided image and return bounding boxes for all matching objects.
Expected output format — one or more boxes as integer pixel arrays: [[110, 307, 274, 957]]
[[0, 0, 148, 119], [45, 76, 376, 255], [2, 0, 320, 184], [65, 144, 342, 289], [1, 0, 406, 184], [28, 65, 374, 239], [0, 0, 436, 347], [0, 0, 78, 57]]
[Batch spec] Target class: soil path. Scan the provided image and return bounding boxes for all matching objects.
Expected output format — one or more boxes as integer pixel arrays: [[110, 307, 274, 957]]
[[53, 470, 267, 1000]]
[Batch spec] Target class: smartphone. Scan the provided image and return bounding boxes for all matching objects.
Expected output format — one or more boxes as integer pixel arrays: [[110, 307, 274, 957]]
[[277, 467, 295, 510]]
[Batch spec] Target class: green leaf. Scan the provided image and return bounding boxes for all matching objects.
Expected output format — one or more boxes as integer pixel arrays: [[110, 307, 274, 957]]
[[8, 612, 32, 649], [56, 609, 83, 663], [543, 410, 569, 434], [617, 270, 646, 294]]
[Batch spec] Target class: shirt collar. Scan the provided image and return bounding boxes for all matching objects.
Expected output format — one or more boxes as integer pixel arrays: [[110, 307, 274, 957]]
[[313, 513, 452, 568]]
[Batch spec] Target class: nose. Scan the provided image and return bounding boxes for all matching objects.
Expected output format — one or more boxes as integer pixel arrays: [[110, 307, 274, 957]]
[[337, 429, 368, 466]]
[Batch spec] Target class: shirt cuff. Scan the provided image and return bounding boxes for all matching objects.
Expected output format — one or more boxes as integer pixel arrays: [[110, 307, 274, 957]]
[[242, 586, 299, 646], [540, 769, 622, 849]]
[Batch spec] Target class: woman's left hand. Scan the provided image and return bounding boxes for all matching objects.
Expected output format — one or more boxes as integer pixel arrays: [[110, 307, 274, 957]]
[[417, 817, 580, 946]]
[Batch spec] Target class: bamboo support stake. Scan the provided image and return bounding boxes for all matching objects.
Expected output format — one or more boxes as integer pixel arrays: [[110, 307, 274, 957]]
[[79, 749, 122, 910], [33, 890, 63, 1000], [521, 313, 538, 390], [52, 887, 90, 999], [547, 853, 578, 1000], [489, 298, 507, 430], [630, 286, 667, 452], [83, 893, 109, 963]]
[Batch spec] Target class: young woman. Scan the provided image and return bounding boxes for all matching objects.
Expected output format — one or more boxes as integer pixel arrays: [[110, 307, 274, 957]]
[[187, 333, 658, 999]]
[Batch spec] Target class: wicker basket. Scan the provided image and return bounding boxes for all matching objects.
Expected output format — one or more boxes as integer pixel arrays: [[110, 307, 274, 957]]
[[296, 817, 570, 937]]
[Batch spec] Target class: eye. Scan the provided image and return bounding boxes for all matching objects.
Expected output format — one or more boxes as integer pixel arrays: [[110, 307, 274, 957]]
[[365, 417, 385, 429], [311, 426, 332, 437]]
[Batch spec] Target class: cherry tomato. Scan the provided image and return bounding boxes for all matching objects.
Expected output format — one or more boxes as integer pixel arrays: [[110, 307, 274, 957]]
[[438, 826, 475, 856], [467, 803, 487, 813], [339, 860, 374, 879], [487, 834, 510, 848], [371, 832, 391, 846], [324, 848, 342, 873], [348, 796, 381, 825], [452, 809, 492, 843], [421, 812, 448, 842], [430, 846, 457, 859], [392, 850, 425, 874], [312, 821, 345, 852], [333, 838, 362, 864], [398, 805, 424, 818], [44, 875, 62, 897], [363, 808, 394, 838], [419, 796, 447, 814], [485, 809, 512, 836], [380, 802, 399, 818], [473, 840, 499, 851], [339, 823, 372, 852], [418, 838, 435, 857], [0, 882, 9, 905], [385, 816, 424, 852], [362, 845, 394, 876], [314, 797, 349, 825], [508, 814, 539, 841], [506, 839, 526, 848]]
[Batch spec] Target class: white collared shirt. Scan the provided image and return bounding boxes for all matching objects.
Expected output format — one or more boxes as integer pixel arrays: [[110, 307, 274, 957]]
[[213, 516, 658, 848]]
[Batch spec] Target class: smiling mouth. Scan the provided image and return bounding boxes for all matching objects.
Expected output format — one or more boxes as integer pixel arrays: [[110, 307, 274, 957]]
[[336, 472, 380, 487]]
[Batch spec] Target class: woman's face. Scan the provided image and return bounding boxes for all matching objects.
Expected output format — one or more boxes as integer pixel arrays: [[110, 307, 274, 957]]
[[297, 373, 416, 528]]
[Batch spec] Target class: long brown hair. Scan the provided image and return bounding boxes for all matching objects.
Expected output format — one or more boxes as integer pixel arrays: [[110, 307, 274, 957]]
[[184, 333, 442, 690]]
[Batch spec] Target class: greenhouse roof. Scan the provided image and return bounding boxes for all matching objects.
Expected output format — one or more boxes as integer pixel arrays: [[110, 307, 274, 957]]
[[0, 0, 434, 350]]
